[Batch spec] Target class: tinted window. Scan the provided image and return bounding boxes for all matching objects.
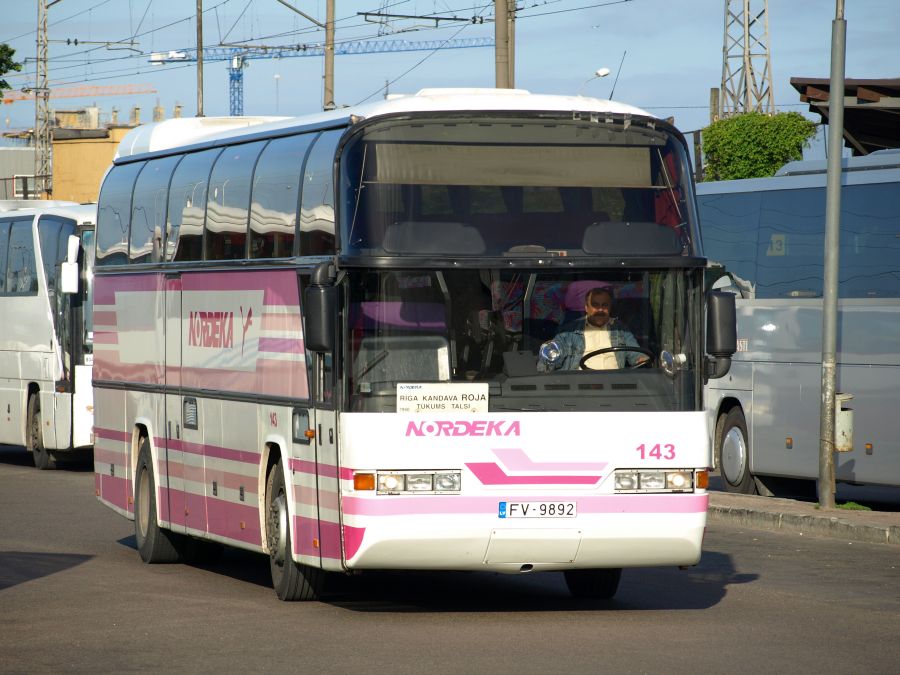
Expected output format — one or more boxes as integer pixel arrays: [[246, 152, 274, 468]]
[[7, 220, 38, 294], [0, 220, 9, 287], [131, 156, 180, 263], [697, 191, 761, 289], [38, 216, 76, 293], [206, 141, 265, 260], [300, 130, 340, 256], [96, 162, 144, 266], [755, 187, 824, 298], [249, 134, 314, 258], [839, 181, 900, 298], [167, 148, 220, 262]]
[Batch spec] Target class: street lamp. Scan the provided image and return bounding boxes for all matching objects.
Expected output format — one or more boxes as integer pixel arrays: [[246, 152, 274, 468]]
[[578, 68, 610, 97], [274, 73, 281, 113]]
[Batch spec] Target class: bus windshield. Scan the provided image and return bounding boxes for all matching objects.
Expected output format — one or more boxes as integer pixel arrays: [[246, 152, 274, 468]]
[[341, 116, 696, 258], [346, 267, 700, 413]]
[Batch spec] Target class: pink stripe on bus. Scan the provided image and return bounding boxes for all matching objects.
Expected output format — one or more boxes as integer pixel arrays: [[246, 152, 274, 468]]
[[343, 525, 365, 560], [261, 313, 302, 332], [94, 427, 132, 443], [258, 337, 304, 354], [99, 473, 131, 512], [94, 274, 164, 304], [93, 331, 119, 345], [92, 310, 117, 326], [181, 270, 299, 306]]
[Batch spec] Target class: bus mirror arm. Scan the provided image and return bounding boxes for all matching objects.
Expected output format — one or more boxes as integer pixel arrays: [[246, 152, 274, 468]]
[[705, 290, 737, 381], [304, 261, 338, 352]]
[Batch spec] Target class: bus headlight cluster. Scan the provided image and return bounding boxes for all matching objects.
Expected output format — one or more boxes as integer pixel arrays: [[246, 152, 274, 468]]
[[375, 471, 461, 494], [614, 469, 695, 493]]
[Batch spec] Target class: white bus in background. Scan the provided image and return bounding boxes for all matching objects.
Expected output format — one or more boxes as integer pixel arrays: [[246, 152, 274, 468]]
[[0, 201, 95, 468], [93, 89, 736, 601], [698, 150, 900, 494]]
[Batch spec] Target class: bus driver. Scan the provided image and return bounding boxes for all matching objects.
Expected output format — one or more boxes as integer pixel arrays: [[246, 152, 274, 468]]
[[538, 286, 648, 371]]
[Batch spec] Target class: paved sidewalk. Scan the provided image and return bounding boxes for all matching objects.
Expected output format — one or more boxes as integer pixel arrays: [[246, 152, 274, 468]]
[[707, 491, 900, 545]]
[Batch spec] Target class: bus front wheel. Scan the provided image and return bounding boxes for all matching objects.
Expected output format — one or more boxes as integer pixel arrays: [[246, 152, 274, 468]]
[[134, 437, 182, 563], [266, 460, 322, 601], [716, 407, 757, 494], [564, 568, 622, 599], [27, 395, 54, 470]]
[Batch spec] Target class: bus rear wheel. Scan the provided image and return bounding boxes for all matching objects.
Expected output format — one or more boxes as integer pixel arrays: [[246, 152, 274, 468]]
[[27, 395, 55, 470], [564, 568, 622, 600], [266, 460, 322, 601], [134, 437, 182, 563], [716, 407, 757, 494]]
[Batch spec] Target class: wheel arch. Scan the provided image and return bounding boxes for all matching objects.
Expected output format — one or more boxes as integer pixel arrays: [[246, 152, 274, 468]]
[[713, 395, 746, 470]]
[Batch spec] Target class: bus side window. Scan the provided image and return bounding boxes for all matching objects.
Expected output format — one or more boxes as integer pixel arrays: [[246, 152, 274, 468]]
[[206, 141, 266, 261], [300, 129, 341, 256], [249, 134, 314, 259], [130, 156, 180, 264], [7, 219, 38, 294], [0, 220, 10, 292], [96, 161, 144, 266], [167, 148, 220, 263]]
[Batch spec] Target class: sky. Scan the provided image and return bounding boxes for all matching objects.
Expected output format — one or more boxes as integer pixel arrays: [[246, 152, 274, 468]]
[[1, 0, 898, 148]]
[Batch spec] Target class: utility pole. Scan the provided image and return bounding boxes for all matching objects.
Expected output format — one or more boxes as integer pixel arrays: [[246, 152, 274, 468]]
[[507, 4, 516, 88], [196, 0, 204, 116], [273, 0, 332, 110], [818, 0, 846, 510], [324, 0, 335, 109], [35, 0, 54, 197], [494, 0, 509, 88], [720, 0, 774, 116]]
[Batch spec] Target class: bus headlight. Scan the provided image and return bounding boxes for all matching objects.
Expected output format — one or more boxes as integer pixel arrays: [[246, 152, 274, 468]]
[[376, 470, 461, 494], [614, 469, 695, 493], [434, 472, 461, 491]]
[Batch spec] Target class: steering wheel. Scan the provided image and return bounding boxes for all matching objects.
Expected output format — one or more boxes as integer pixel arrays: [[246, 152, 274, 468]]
[[579, 346, 655, 370]]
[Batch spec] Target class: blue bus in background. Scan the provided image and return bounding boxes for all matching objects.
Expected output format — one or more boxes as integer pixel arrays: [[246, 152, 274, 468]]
[[698, 150, 900, 494]]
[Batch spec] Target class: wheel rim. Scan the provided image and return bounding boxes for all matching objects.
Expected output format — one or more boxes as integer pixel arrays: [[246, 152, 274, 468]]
[[137, 467, 150, 539], [721, 425, 747, 485], [267, 488, 288, 566]]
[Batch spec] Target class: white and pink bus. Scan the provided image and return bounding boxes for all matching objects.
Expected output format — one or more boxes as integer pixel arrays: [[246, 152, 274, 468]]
[[93, 89, 735, 600]]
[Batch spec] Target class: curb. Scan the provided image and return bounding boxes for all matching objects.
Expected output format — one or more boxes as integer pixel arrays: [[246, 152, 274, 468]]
[[707, 503, 900, 546]]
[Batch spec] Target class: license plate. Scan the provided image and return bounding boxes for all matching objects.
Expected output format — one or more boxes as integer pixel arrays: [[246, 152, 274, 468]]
[[498, 501, 576, 518]]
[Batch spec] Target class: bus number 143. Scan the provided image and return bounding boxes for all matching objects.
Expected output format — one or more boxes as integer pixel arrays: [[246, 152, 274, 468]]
[[636, 444, 676, 460]]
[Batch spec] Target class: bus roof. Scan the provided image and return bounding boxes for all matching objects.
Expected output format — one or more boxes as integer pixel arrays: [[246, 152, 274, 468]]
[[0, 201, 96, 225], [113, 88, 658, 160]]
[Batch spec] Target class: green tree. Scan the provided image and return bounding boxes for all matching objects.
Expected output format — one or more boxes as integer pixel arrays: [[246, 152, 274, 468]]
[[702, 111, 817, 181], [0, 43, 22, 93]]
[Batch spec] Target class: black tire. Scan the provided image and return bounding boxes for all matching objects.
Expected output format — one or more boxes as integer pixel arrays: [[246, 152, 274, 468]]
[[134, 436, 183, 563], [716, 407, 757, 494], [564, 568, 622, 599], [27, 394, 55, 470], [266, 460, 322, 601]]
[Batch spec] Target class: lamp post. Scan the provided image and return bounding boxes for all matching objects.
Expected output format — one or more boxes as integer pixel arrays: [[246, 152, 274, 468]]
[[274, 73, 281, 113]]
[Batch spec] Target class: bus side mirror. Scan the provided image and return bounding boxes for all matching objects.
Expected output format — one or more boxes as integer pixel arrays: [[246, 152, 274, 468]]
[[303, 262, 337, 352], [706, 290, 736, 380], [60, 235, 80, 295]]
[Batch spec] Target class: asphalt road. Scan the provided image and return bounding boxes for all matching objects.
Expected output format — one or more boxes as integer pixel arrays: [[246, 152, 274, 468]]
[[2, 445, 899, 674]]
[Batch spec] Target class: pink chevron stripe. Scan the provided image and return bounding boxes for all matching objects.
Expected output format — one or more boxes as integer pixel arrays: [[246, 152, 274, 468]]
[[342, 493, 708, 516], [493, 448, 608, 472], [343, 525, 365, 560], [466, 462, 602, 485]]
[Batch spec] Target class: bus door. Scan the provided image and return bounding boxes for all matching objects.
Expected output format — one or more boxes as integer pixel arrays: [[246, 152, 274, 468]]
[[310, 350, 341, 571], [164, 272, 206, 536]]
